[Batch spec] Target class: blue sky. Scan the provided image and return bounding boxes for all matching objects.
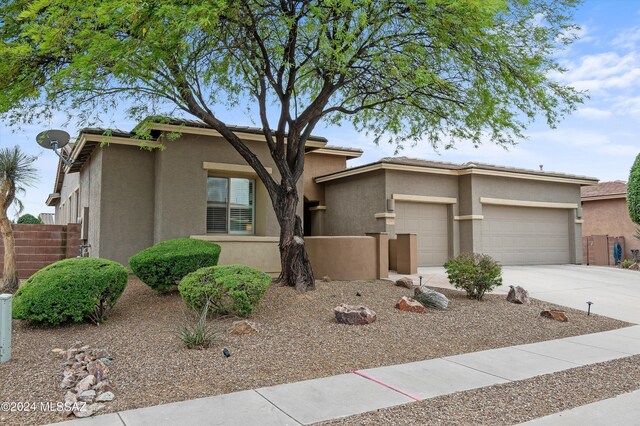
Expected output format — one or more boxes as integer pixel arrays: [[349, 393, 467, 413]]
[[1, 0, 639, 219]]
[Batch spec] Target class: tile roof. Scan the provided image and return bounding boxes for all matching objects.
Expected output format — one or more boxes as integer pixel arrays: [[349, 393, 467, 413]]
[[375, 156, 598, 181], [142, 116, 329, 142], [581, 180, 627, 199]]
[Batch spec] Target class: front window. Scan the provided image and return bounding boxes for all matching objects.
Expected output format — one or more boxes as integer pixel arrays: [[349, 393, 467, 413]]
[[207, 177, 255, 234]]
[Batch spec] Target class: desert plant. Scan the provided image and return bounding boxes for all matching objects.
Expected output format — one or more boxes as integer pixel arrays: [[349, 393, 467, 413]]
[[17, 213, 41, 224], [444, 252, 503, 300], [12, 258, 128, 325], [620, 259, 635, 269], [179, 264, 271, 317], [129, 238, 221, 293], [178, 299, 221, 349], [0, 146, 38, 293]]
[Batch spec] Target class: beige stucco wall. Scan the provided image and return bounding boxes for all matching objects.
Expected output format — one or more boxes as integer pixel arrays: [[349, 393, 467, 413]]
[[306, 236, 378, 280], [322, 170, 386, 235], [582, 198, 639, 259], [98, 146, 155, 266], [153, 134, 298, 243], [78, 149, 103, 258], [304, 152, 346, 203], [191, 235, 281, 274]]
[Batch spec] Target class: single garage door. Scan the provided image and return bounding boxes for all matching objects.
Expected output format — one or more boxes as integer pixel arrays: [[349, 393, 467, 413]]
[[395, 202, 449, 266], [482, 205, 570, 265]]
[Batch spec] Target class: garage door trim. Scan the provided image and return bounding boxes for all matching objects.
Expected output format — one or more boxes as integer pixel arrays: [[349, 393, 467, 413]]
[[480, 197, 578, 209]]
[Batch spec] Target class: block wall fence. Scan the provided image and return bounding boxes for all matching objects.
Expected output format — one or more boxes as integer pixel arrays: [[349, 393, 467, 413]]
[[0, 224, 81, 279]]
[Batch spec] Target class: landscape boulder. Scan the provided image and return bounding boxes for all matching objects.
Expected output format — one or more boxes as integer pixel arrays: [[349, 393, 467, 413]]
[[395, 296, 426, 314], [334, 304, 377, 325], [395, 277, 414, 289], [540, 310, 568, 322], [229, 320, 259, 336], [414, 287, 449, 310], [506, 285, 530, 304]]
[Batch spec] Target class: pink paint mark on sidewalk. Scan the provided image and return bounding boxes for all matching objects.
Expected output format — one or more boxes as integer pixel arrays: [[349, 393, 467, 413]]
[[352, 370, 423, 401]]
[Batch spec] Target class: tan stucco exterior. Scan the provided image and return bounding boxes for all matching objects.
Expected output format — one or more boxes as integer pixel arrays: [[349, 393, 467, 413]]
[[582, 197, 639, 260]]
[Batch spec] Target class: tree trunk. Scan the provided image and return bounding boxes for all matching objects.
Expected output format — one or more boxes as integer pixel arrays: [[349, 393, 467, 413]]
[[0, 211, 18, 293], [273, 186, 315, 292]]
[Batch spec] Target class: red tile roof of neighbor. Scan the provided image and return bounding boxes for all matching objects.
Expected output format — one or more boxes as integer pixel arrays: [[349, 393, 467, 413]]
[[581, 180, 627, 199]]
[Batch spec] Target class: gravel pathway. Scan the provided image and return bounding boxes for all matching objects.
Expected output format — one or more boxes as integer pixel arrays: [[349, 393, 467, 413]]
[[0, 277, 629, 425], [320, 355, 640, 425]]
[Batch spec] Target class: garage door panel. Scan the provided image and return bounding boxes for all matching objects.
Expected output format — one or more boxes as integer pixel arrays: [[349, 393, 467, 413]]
[[395, 202, 448, 267], [482, 205, 570, 265]]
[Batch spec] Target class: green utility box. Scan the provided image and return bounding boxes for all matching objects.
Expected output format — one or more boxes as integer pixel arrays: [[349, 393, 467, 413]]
[[0, 294, 11, 363]]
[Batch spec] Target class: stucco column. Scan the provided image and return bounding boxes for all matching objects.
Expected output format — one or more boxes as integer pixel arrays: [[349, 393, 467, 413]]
[[366, 232, 389, 279], [396, 233, 417, 274]]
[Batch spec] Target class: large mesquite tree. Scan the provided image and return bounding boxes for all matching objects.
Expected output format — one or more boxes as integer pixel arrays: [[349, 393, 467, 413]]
[[0, 0, 583, 291]]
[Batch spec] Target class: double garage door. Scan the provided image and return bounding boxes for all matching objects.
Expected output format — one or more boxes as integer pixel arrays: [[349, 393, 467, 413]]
[[395, 202, 571, 266], [481, 205, 570, 265]]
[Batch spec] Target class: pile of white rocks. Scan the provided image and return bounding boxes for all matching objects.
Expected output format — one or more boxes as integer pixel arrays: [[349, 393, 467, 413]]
[[52, 344, 114, 418]]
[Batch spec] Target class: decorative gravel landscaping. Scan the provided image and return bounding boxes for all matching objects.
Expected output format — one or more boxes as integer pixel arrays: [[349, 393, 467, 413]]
[[320, 355, 640, 425], [1, 277, 630, 425]]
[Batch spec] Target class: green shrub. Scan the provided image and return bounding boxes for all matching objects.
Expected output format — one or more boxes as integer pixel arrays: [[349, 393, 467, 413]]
[[620, 259, 635, 269], [12, 258, 128, 325], [443, 252, 503, 300], [129, 238, 221, 293], [17, 213, 41, 224], [179, 264, 271, 316]]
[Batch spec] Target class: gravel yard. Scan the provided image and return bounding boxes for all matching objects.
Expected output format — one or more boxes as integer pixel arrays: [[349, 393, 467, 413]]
[[0, 277, 631, 425], [320, 355, 640, 425]]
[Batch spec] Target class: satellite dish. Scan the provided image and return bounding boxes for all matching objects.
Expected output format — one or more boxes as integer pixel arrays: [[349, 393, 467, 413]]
[[36, 129, 72, 166], [36, 129, 70, 150]]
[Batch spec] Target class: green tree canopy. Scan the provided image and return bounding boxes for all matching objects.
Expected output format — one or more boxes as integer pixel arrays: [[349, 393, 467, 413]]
[[629, 153, 640, 225], [0, 0, 585, 291]]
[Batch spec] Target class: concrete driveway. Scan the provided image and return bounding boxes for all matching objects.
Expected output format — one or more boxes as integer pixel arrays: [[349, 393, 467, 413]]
[[394, 265, 640, 324]]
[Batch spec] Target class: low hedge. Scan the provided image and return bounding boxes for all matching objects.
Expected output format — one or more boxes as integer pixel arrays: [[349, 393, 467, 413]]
[[12, 258, 128, 325], [178, 264, 271, 317], [129, 238, 221, 293], [444, 252, 502, 300]]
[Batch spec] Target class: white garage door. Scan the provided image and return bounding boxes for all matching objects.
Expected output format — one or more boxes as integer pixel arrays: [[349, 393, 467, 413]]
[[395, 202, 449, 266], [482, 205, 570, 265]]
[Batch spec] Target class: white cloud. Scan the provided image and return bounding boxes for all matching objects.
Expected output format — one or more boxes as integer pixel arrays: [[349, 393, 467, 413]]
[[612, 26, 640, 50], [575, 107, 612, 119], [556, 52, 640, 91]]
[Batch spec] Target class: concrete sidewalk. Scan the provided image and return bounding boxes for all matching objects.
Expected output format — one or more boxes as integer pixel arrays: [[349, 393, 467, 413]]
[[48, 325, 640, 426]]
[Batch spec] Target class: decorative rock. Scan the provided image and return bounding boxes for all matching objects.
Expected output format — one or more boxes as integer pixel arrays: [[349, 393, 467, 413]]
[[78, 390, 96, 402], [95, 391, 114, 402], [395, 277, 414, 289], [66, 349, 81, 360], [630, 263, 639, 271], [322, 276, 331, 282], [52, 348, 65, 355], [506, 285, 530, 304], [99, 357, 113, 366], [73, 403, 104, 418], [60, 375, 75, 389], [87, 360, 108, 382], [229, 320, 259, 336], [75, 375, 96, 393], [94, 380, 112, 393], [540, 310, 568, 322], [414, 286, 449, 310], [334, 304, 377, 325], [395, 296, 426, 314]]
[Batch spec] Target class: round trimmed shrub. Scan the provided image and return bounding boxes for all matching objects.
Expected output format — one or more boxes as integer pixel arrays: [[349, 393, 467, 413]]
[[443, 252, 502, 300], [17, 213, 41, 224], [12, 258, 128, 325], [129, 238, 221, 293], [179, 264, 271, 317]]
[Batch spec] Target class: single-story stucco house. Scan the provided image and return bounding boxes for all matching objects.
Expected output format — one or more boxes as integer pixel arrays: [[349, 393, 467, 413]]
[[581, 180, 639, 263], [47, 118, 598, 272]]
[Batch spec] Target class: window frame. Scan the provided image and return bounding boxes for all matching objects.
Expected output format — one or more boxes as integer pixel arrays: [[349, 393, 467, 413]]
[[207, 176, 256, 235]]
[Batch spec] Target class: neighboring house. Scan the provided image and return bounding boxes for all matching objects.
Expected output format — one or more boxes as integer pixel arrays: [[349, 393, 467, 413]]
[[581, 181, 639, 262], [38, 213, 55, 224], [47, 118, 597, 270]]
